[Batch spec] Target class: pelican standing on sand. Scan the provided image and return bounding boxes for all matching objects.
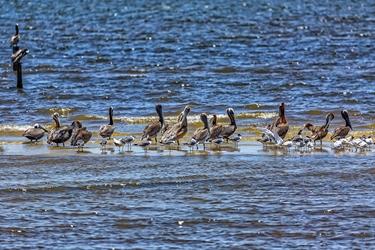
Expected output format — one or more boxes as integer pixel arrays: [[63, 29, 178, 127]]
[[141, 104, 164, 143], [47, 113, 73, 146], [70, 120, 92, 147], [270, 102, 289, 139], [330, 110, 353, 140], [191, 113, 210, 149], [219, 108, 237, 142], [99, 106, 115, 139], [207, 114, 223, 142], [161, 106, 190, 145], [22, 123, 48, 142], [10, 23, 20, 47], [302, 113, 334, 146]]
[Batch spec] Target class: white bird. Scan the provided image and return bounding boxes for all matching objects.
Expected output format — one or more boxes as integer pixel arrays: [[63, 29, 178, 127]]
[[258, 127, 276, 144], [229, 133, 242, 147], [212, 137, 224, 146], [100, 138, 107, 150], [134, 140, 152, 153], [76, 139, 85, 152], [281, 139, 293, 151], [332, 138, 343, 150], [113, 138, 125, 151], [123, 135, 135, 150], [363, 135, 373, 146], [184, 138, 197, 150]]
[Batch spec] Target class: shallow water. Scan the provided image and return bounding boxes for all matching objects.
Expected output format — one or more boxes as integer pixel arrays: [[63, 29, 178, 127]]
[[1, 0, 375, 248], [1, 153, 375, 249]]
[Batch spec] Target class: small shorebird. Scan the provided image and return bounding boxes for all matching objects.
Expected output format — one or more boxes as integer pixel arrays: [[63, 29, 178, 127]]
[[141, 104, 164, 143], [47, 113, 73, 146], [76, 140, 85, 152], [123, 135, 135, 150], [99, 106, 116, 139], [332, 138, 343, 150], [100, 138, 107, 150], [134, 139, 152, 153], [228, 133, 242, 147], [113, 138, 125, 151], [10, 23, 20, 47], [330, 110, 352, 140], [22, 123, 48, 142], [212, 137, 224, 146], [184, 138, 197, 150]]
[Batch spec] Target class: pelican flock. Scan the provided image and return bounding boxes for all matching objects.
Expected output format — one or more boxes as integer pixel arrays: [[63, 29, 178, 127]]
[[17, 102, 373, 154]]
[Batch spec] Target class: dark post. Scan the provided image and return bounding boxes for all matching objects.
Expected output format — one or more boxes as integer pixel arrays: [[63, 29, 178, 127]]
[[16, 63, 23, 89], [12, 46, 19, 71]]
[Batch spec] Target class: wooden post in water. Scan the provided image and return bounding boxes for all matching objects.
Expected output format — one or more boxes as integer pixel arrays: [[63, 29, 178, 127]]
[[16, 62, 23, 89], [10, 23, 24, 89]]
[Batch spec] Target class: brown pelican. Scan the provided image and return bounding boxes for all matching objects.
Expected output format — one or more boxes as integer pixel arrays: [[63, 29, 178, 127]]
[[191, 113, 210, 149], [22, 123, 48, 142], [10, 24, 19, 47], [161, 111, 183, 136], [11, 48, 28, 63], [270, 102, 289, 139], [70, 120, 92, 146], [161, 106, 190, 145], [302, 113, 334, 146], [207, 114, 223, 142], [141, 104, 164, 143], [218, 108, 237, 142], [330, 110, 353, 140], [99, 106, 115, 139], [47, 113, 73, 146]]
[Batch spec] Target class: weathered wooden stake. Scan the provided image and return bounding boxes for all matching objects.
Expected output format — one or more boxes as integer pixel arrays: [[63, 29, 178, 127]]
[[12, 45, 19, 71], [16, 62, 23, 89]]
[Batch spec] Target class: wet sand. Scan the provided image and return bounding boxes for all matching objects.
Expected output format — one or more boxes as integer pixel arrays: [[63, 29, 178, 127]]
[[1, 139, 373, 157]]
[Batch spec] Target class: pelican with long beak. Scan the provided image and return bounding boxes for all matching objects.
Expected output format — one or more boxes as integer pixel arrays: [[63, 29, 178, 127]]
[[47, 113, 73, 146], [191, 113, 210, 149], [10, 23, 20, 47], [99, 106, 116, 139], [161, 106, 190, 145], [141, 104, 164, 143], [270, 102, 289, 139], [22, 123, 48, 142], [206, 114, 223, 142], [219, 108, 237, 142], [302, 113, 334, 146], [70, 120, 92, 147], [330, 110, 353, 140], [11, 48, 28, 63]]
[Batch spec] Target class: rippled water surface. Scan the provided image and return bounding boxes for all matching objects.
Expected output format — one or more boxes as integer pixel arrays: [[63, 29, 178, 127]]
[[1, 0, 375, 248]]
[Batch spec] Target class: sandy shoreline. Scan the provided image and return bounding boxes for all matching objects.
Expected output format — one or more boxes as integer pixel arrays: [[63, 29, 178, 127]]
[[0, 140, 373, 157]]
